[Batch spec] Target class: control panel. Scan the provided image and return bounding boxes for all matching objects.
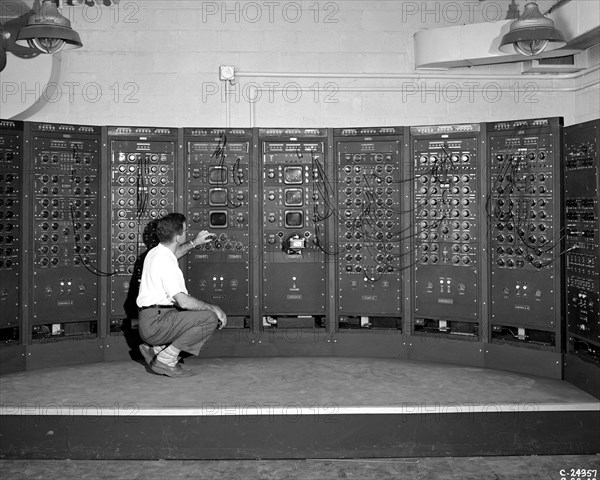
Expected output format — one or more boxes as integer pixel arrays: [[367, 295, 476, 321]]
[[29, 122, 101, 325], [487, 118, 563, 347], [564, 119, 599, 359], [108, 126, 177, 318], [334, 127, 403, 318], [260, 128, 329, 315], [185, 128, 252, 316], [0, 121, 22, 331], [411, 124, 481, 330]]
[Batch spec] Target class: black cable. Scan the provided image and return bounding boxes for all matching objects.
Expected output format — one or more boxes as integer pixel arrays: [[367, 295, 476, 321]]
[[69, 204, 116, 277]]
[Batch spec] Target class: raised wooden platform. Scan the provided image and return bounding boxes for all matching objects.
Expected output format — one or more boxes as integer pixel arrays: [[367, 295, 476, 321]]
[[1, 356, 598, 459]]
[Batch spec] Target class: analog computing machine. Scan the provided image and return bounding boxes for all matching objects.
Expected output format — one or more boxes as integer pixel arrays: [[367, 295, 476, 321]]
[[0, 117, 597, 392]]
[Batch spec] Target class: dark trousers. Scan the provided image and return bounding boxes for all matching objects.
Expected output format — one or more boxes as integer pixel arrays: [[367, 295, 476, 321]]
[[138, 307, 219, 356]]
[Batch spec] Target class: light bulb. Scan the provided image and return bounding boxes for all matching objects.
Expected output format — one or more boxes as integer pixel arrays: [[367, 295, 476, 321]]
[[514, 39, 549, 56], [29, 38, 66, 54]]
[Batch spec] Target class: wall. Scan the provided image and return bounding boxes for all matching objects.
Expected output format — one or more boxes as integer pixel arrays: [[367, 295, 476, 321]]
[[1, 0, 598, 127]]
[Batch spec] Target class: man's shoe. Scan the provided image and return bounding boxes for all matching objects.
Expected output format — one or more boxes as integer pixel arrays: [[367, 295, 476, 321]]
[[150, 359, 193, 378], [138, 344, 155, 366], [178, 356, 192, 372]]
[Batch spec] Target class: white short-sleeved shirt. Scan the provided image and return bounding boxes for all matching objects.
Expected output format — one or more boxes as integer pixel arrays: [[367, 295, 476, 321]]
[[136, 243, 188, 307]]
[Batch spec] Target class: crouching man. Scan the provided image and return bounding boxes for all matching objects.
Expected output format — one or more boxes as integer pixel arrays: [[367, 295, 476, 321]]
[[136, 213, 227, 377]]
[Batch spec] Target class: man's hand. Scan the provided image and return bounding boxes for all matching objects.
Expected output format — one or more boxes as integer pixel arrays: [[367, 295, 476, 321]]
[[212, 305, 227, 329], [193, 230, 215, 246], [173, 295, 228, 329]]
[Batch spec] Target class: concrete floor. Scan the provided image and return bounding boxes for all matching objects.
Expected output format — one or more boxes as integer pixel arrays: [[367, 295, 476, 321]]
[[1, 357, 598, 413], [0, 456, 599, 480]]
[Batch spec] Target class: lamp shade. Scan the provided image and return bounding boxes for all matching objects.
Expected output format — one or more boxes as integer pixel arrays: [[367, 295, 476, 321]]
[[499, 2, 566, 56], [0, 35, 7, 72], [16, 0, 82, 54]]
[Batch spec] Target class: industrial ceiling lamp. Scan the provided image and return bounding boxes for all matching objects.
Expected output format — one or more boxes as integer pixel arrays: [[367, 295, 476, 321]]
[[16, 0, 82, 54], [499, 1, 566, 56]]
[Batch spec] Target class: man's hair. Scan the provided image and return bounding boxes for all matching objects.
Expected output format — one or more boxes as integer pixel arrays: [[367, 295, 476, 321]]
[[156, 213, 186, 243]]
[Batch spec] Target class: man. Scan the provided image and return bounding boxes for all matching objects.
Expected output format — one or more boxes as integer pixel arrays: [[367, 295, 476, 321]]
[[137, 213, 227, 377]]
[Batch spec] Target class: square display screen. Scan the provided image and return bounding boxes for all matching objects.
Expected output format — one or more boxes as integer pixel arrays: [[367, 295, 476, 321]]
[[209, 210, 228, 228], [283, 166, 303, 185], [209, 188, 228, 206], [285, 210, 304, 228], [284, 188, 304, 207], [209, 166, 228, 184]]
